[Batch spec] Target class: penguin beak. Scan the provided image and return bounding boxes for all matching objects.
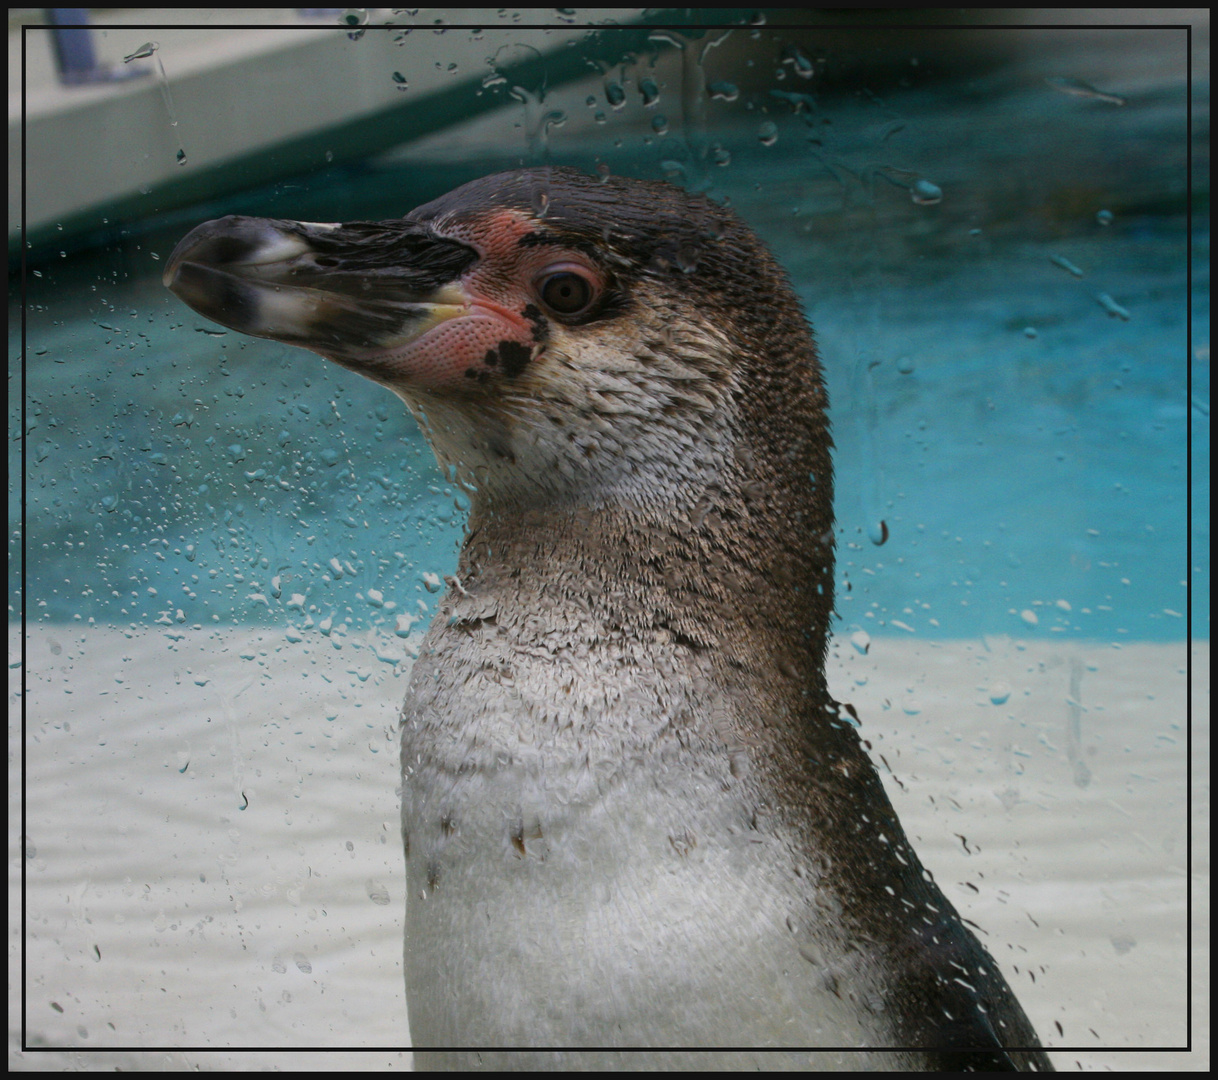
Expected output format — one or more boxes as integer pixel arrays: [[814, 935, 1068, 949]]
[[163, 215, 479, 362]]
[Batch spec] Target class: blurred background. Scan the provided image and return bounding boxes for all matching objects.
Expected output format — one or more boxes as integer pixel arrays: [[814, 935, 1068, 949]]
[[9, 8, 1209, 1071]]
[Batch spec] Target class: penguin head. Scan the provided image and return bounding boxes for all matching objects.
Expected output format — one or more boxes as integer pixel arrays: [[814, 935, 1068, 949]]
[[164, 168, 830, 528]]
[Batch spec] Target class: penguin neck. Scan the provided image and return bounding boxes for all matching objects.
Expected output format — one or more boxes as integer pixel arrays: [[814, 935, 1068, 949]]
[[456, 468, 836, 696]]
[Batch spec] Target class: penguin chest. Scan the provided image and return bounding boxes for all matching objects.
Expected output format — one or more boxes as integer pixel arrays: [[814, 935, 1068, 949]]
[[397, 633, 882, 1049]]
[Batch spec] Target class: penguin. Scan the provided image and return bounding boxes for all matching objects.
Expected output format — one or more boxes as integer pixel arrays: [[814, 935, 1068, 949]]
[[164, 167, 1054, 1071]]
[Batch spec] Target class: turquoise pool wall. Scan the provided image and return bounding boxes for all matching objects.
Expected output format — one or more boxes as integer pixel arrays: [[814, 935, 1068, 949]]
[[11, 21, 1206, 641]]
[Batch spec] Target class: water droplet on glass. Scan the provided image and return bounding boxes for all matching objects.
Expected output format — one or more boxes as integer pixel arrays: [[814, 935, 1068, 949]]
[[1044, 76, 1126, 106], [878, 119, 905, 142], [604, 80, 626, 109], [675, 243, 700, 273], [651, 114, 668, 135], [770, 89, 816, 113], [595, 163, 611, 182], [785, 46, 815, 78], [123, 42, 158, 63], [422, 572, 442, 593], [1050, 254, 1085, 278], [910, 180, 942, 205], [343, 8, 368, 40], [639, 77, 659, 106], [708, 80, 739, 102], [710, 143, 731, 166], [1024, 326, 1038, 339], [896, 357, 915, 374], [850, 630, 871, 655], [1096, 209, 1114, 226], [175, 148, 187, 166], [1095, 293, 1131, 321], [392, 72, 409, 89], [988, 682, 1012, 706], [868, 520, 889, 546], [758, 121, 778, 146]]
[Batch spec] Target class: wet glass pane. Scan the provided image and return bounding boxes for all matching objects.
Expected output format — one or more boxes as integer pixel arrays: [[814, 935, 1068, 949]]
[[13, 10, 1206, 1069]]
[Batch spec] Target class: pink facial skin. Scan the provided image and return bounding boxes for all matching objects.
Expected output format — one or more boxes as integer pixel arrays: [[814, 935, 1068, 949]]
[[339, 210, 607, 393]]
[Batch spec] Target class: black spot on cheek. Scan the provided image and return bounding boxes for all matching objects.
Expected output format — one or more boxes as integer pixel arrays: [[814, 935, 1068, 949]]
[[498, 340, 532, 378], [521, 303, 547, 342], [483, 349, 499, 367], [464, 368, 491, 383]]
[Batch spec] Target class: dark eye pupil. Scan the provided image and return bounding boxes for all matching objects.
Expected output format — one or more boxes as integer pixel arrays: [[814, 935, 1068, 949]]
[[542, 273, 592, 314]]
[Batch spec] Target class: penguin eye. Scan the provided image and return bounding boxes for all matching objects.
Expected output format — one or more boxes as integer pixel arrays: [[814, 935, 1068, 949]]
[[537, 269, 596, 316]]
